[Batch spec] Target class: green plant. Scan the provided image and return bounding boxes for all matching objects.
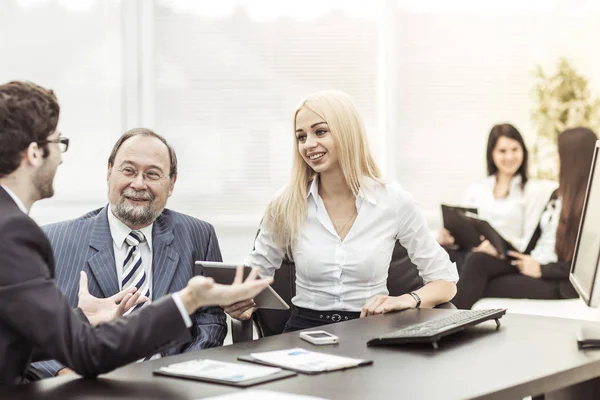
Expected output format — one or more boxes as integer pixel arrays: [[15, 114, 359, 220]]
[[530, 58, 600, 179]]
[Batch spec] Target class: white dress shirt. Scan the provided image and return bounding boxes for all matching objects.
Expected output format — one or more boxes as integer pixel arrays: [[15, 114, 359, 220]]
[[463, 176, 557, 252], [245, 177, 459, 312], [530, 197, 561, 265], [107, 209, 155, 297], [106, 208, 192, 329]]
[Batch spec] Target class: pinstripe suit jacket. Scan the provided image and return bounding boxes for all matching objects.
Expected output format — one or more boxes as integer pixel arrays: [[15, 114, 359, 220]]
[[30, 205, 226, 378], [0, 188, 191, 386]]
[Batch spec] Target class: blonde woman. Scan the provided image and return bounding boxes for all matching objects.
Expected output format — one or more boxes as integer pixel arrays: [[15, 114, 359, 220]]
[[226, 91, 458, 332]]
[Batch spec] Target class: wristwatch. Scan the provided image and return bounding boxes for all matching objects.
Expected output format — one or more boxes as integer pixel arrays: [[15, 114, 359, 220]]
[[408, 292, 421, 308]]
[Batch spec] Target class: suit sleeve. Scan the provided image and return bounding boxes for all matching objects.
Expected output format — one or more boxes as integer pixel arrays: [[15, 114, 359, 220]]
[[29, 308, 89, 378], [0, 216, 192, 378], [541, 261, 571, 280], [183, 224, 227, 351]]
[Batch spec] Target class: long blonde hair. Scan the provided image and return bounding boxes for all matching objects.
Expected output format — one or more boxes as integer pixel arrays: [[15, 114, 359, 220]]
[[265, 90, 382, 254]]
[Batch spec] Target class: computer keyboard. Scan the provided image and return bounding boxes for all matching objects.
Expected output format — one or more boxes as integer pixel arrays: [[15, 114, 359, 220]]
[[367, 308, 506, 349]]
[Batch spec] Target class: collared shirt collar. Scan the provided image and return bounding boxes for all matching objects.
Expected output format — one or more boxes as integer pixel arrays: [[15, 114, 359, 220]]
[[107, 206, 154, 251], [306, 175, 378, 206], [0, 184, 28, 214]]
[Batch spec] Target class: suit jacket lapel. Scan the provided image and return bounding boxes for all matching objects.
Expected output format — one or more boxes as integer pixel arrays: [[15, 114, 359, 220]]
[[87, 206, 120, 297], [152, 214, 180, 300]]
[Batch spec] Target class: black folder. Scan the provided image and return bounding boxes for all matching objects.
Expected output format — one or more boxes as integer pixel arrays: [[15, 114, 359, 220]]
[[467, 217, 515, 256], [441, 205, 481, 249], [441, 204, 514, 255]]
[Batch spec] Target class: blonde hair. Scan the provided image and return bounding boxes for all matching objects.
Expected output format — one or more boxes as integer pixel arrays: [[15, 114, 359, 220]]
[[265, 90, 382, 254]]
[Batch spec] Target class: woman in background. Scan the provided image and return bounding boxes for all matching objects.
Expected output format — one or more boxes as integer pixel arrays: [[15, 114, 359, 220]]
[[453, 127, 597, 309], [225, 90, 458, 331], [438, 124, 556, 269]]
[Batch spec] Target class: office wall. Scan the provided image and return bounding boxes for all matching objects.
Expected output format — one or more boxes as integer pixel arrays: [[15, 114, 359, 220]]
[[393, 1, 600, 229], [1, 0, 600, 262]]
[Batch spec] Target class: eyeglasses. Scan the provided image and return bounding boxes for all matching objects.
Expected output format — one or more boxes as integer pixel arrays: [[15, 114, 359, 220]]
[[39, 137, 69, 153], [117, 166, 169, 182]]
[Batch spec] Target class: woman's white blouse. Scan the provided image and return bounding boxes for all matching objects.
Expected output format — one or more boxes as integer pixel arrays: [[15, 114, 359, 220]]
[[463, 176, 557, 253], [530, 197, 561, 265], [244, 177, 458, 312]]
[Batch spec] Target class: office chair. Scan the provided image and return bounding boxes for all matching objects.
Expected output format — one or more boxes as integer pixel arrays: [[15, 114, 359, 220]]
[[231, 241, 456, 342]]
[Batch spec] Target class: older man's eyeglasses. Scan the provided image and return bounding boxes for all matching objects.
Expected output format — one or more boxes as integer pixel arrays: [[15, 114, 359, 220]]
[[39, 137, 70, 153], [117, 166, 168, 182]]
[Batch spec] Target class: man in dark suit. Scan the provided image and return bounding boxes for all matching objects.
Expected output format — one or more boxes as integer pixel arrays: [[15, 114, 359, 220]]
[[0, 80, 271, 386], [31, 128, 228, 378]]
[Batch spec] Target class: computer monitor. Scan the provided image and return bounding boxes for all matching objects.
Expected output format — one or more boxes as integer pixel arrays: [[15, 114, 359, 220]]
[[570, 140, 600, 307]]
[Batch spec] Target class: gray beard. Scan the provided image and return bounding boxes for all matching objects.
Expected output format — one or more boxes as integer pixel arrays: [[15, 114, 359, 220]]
[[111, 198, 162, 227]]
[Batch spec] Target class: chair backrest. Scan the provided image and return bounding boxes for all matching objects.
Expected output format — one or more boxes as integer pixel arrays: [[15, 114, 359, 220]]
[[253, 241, 424, 337]]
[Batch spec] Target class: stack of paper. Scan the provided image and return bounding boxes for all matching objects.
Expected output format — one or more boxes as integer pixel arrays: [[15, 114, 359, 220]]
[[248, 348, 370, 373], [157, 359, 281, 383], [200, 390, 329, 400]]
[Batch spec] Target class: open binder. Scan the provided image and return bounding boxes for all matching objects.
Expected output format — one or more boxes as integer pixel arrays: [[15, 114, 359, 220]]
[[441, 204, 514, 255]]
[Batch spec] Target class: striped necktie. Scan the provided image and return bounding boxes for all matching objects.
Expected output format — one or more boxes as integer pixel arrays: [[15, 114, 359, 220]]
[[122, 231, 158, 361], [122, 230, 150, 315]]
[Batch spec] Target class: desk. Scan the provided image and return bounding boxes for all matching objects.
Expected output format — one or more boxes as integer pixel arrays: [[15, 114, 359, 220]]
[[3, 309, 600, 400]]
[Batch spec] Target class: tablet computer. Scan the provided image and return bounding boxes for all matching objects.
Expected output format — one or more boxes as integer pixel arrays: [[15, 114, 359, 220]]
[[194, 261, 290, 310]]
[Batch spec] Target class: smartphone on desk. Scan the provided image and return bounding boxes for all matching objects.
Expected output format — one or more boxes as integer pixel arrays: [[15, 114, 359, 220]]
[[300, 330, 339, 345], [194, 261, 289, 310]]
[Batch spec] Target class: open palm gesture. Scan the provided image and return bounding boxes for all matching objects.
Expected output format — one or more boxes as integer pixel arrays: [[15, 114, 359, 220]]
[[77, 271, 148, 326]]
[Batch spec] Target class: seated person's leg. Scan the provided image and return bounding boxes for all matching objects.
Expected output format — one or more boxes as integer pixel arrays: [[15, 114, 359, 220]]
[[484, 274, 562, 300], [445, 248, 469, 275], [453, 252, 516, 309]]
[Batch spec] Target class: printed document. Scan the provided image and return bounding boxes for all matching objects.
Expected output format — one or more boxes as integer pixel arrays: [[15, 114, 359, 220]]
[[158, 359, 281, 382], [250, 348, 366, 373]]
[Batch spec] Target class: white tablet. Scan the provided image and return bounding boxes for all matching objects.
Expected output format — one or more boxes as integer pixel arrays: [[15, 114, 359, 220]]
[[194, 261, 290, 310]]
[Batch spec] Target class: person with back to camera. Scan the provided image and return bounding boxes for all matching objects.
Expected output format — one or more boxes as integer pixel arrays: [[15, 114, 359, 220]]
[[437, 123, 557, 272], [224, 90, 459, 331], [0, 80, 272, 385], [453, 127, 596, 309]]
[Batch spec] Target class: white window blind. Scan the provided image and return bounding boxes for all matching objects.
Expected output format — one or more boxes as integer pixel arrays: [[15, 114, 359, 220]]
[[152, 0, 382, 228], [0, 0, 123, 225], [393, 0, 600, 228]]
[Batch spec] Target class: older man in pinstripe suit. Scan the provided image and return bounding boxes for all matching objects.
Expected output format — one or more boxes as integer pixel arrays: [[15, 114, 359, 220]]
[[30, 128, 227, 378]]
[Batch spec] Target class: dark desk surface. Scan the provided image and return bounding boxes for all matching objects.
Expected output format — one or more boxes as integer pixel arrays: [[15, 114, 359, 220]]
[[3, 309, 600, 400]]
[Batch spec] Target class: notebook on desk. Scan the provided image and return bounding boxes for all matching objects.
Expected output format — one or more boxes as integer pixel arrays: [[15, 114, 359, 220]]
[[367, 308, 507, 349]]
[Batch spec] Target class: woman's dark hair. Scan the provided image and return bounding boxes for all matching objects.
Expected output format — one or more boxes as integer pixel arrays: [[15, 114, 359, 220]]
[[0, 81, 59, 178], [486, 123, 528, 189], [556, 127, 598, 262]]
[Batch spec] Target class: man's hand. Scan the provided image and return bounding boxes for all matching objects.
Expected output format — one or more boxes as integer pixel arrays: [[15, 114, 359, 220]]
[[472, 236, 501, 258], [77, 271, 148, 326], [360, 294, 416, 318], [223, 299, 256, 321], [507, 251, 542, 278], [179, 266, 272, 315]]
